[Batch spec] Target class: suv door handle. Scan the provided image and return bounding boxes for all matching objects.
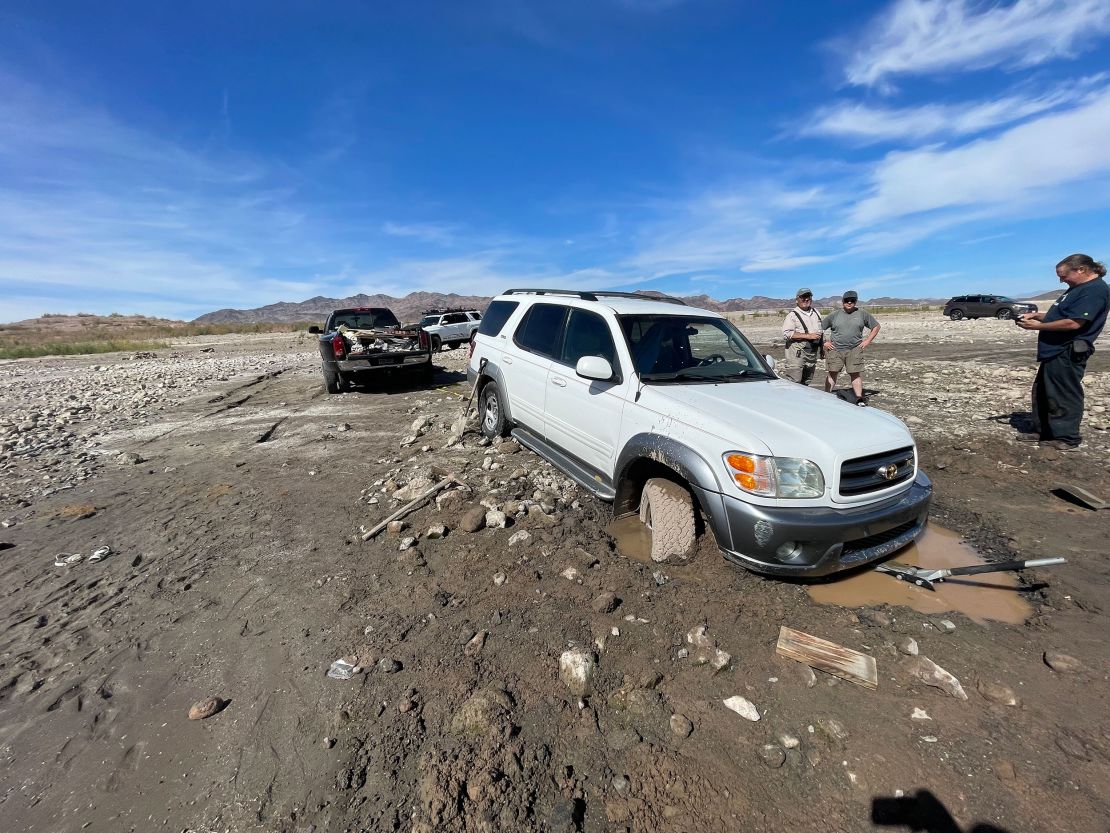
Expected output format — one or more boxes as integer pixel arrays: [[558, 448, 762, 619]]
[[551, 377, 567, 387], [503, 356, 513, 365]]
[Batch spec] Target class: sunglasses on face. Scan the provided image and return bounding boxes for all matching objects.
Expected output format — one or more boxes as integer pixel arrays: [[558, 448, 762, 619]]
[[843, 300, 857, 305]]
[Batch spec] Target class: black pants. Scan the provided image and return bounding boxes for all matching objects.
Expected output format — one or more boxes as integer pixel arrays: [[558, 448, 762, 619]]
[[1031, 347, 1090, 445]]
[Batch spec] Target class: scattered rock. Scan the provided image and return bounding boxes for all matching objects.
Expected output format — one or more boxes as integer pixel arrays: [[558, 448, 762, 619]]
[[994, 760, 1017, 781], [509, 530, 531, 546], [897, 636, 920, 656], [425, 524, 446, 539], [117, 451, 145, 465], [1043, 650, 1083, 674], [187, 696, 224, 720], [460, 506, 487, 533], [778, 733, 800, 749], [976, 679, 1020, 707], [911, 707, 932, 720], [493, 571, 507, 586], [449, 687, 515, 739], [723, 696, 760, 722], [560, 565, 580, 581], [816, 717, 850, 744], [904, 656, 968, 700], [591, 592, 619, 614], [398, 536, 416, 551], [559, 649, 596, 697], [377, 658, 402, 674], [387, 520, 407, 535], [497, 440, 520, 454], [464, 630, 487, 658], [931, 617, 957, 634], [485, 509, 509, 529], [670, 714, 693, 738], [758, 744, 786, 768]]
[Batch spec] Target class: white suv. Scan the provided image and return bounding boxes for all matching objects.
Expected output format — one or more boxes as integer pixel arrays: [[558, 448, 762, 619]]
[[467, 289, 932, 576], [419, 310, 482, 351]]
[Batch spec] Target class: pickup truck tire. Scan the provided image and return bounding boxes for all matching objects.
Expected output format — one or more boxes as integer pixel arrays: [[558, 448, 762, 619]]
[[323, 365, 342, 394], [430, 335, 442, 352], [639, 478, 696, 563], [479, 381, 509, 439]]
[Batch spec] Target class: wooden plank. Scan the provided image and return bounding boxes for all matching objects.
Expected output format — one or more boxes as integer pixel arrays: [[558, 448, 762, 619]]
[[776, 626, 878, 690], [360, 477, 457, 541]]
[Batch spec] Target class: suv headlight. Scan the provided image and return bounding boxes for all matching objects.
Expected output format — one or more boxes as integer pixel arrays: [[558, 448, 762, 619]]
[[724, 452, 824, 498]]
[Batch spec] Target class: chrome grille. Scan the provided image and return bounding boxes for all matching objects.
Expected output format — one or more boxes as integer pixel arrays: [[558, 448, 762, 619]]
[[839, 446, 914, 496]]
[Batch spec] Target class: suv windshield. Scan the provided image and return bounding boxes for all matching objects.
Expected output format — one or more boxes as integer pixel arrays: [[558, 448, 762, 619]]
[[619, 315, 772, 382]]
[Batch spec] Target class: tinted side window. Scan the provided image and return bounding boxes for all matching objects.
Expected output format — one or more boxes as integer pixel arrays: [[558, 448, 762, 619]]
[[560, 310, 617, 370], [514, 303, 568, 357], [444, 313, 468, 324], [477, 301, 519, 336]]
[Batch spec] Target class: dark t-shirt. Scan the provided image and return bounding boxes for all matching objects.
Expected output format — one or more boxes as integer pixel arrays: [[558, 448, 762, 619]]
[[821, 308, 879, 350], [1037, 277, 1109, 361]]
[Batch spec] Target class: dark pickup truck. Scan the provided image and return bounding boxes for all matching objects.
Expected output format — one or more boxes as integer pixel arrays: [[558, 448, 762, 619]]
[[309, 307, 433, 393]]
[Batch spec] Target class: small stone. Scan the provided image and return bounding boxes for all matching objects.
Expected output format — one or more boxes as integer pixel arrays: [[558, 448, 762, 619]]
[[591, 592, 619, 614], [560, 565, 580, 580], [398, 536, 416, 551], [723, 696, 760, 722], [509, 530, 531, 546], [976, 679, 1020, 707], [1043, 650, 1083, 673], [485, 509, 508, 529], [758, 744, 786, 768], [464, 631, 487, 657], [337, 423, 351, 432], [904, 655, 968, 700], [324, 736, 336, 748], [931, 618, 957, 634], [670, 714, 693, 738], [611, 775, 630, 795], [425, 524, 447, 540], [779, 733, 800, 749], [911, 707, 931, 720], [493, 571, 507, 586], [387, 520, 406, 535], [497, 440, 520, 454], [377, 658, 402, 674], [816, 717, 849, 743], [460, 507, 487, 533], [559, 649, 596, 696], [897, 636, 919, 656], [801, 666, 818, 688], [994, 760, 1017, 781], [187, 696, 224, 720]]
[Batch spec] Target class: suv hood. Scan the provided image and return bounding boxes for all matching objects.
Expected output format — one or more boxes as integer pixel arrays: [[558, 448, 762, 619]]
[[640, 379, 913, 460]]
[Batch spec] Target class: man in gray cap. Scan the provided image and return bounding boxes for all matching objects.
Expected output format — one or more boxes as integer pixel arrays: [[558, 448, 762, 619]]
[[780, 287, 823, 385], [821, 290, 880, 404]]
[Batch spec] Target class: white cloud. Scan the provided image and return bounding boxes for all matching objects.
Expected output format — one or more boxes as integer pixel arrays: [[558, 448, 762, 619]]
[[848, 87, 1110, 226], [381, 221, 459, 245], [803, 77, 1105, 143], [740, 255, 838, 272], [845, 0, 1110, 88]]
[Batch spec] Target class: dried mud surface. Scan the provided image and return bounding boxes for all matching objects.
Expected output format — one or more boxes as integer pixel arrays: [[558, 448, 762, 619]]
[[1, 314, 1108, 833]]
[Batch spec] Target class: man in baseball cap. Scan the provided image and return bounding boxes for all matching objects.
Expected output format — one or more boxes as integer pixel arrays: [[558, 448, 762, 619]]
[[780, 287, 822, 385], [821, 290, 880, 404]]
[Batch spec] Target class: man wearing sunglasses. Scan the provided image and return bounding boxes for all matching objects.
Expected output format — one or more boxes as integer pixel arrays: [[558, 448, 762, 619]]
[[780, 288, 823, 385], [821, 290, 880, 405]]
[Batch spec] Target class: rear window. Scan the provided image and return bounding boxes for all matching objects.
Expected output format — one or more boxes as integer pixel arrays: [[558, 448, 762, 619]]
[[514, 303, 568, 357], [332, 310, 399, 330], [477, 300, 519, 336]]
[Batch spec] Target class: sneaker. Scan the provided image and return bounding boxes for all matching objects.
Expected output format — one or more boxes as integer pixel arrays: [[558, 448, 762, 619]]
[[856, 400, 868, 407], [1014, 433, 1042, 443], [1040, 440, 1080, 453]]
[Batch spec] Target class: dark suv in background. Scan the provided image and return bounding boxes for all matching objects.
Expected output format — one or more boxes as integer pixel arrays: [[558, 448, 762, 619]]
[[943, 295, 1037, 321]]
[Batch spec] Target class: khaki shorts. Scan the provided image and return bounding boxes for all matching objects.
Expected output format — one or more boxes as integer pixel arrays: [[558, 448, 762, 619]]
[[825, 345, 865, 374]]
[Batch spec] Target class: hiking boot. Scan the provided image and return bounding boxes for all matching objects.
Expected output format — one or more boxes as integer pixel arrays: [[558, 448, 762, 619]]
[[1013, 433, 1042, 443], [1039, 440, 1080, 453]]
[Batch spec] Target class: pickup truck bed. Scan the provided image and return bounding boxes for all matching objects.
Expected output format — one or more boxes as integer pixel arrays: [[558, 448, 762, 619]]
[[310, 307, 432, 392]]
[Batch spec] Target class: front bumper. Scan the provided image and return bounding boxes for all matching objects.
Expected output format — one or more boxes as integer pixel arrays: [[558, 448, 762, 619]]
[[692, 471, 933, 577]]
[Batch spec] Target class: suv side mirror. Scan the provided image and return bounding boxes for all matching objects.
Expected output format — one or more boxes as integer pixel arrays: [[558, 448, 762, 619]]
[[308, 325, 321, 335], [576, 355, 614, 381], [763, 354, 777, 371]]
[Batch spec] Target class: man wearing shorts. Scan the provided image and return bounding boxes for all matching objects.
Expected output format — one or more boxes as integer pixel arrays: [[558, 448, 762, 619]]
[[821, 290, 880, 404], [780, 287, 823, 385]]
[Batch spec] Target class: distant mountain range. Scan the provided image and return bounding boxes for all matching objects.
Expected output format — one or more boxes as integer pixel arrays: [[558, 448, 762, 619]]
[[194, 288, 1061, 324]]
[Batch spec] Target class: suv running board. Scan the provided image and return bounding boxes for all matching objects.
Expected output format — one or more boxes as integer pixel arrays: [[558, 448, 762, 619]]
[[510, 427, 616, 502]]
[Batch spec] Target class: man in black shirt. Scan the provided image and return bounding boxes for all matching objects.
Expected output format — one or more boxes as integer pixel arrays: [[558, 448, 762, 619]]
[[1016, 253, 1109, 450]]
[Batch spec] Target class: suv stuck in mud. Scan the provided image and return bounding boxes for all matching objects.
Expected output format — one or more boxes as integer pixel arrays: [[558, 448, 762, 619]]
[[467, 289, 932, 576]]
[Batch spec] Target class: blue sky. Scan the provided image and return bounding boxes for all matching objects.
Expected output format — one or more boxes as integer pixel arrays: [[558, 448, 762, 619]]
[[2, 0, 1110, 322]]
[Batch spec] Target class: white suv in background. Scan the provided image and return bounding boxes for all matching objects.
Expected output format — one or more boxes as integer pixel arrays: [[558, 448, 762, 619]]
[[467, 289, 932, 575], [419, 309, 482, 351]]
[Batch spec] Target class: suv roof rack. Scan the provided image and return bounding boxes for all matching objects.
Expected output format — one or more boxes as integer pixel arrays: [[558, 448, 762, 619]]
[[502, 288, 687, 306]]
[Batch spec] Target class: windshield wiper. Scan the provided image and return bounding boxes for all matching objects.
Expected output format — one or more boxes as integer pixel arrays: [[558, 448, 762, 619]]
[[640, 368, 716, 382]]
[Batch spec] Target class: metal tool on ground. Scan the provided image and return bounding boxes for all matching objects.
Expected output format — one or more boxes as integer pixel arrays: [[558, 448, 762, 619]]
[[451, 356, 487, 437], [875, 557, 1066, 591], [1051, 483, 1109, 511]]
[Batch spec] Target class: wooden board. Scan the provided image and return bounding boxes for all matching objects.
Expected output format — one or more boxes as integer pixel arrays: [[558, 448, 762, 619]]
[[776, 626, 878, 690]]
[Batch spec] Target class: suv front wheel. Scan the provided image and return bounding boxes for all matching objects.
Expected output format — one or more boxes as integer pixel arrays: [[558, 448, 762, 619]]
[[996, 308, 1013, 320], [639, 478, 696, 563], [479, 381, 509, 439]]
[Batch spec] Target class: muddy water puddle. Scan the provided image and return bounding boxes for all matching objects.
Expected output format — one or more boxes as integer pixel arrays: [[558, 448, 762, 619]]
[[605, 515, 705, 580], [807, 525, 1033, 625]]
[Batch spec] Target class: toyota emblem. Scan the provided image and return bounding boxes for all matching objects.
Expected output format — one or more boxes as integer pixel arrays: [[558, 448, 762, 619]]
[[877, 464, 898, 480]]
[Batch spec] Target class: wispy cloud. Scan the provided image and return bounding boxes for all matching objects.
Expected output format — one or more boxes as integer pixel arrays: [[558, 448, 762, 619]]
[[382, 221, 460, 246], [802, 76, 1106, 143], [740, 255, 838, 272], [844, 0, 1110, 88]]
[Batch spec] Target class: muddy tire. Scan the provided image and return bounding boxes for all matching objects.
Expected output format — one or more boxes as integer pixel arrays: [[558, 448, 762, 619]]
[[638, 478, 696, 562], [323, 365, 341, 394], [948, 309, 964, 321], [430, 335, 442, 352], [479, 381, 509, 439]]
